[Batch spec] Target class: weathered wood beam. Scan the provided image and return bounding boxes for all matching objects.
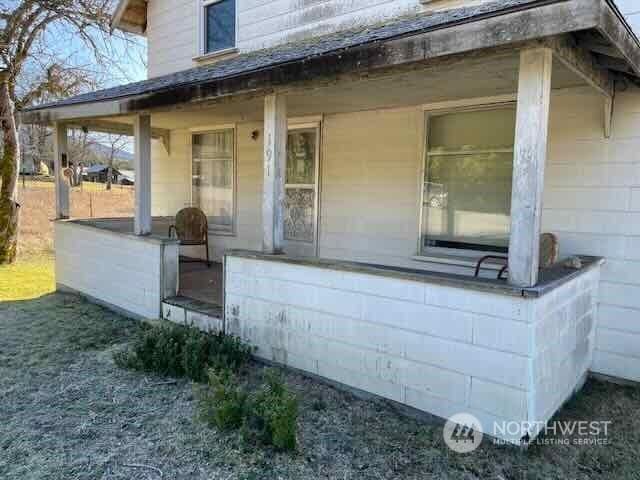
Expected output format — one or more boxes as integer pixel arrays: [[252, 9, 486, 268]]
[[596, 0, 640, 77], [508, 48, 553, 288], [21, 0, 606, 124], [53, 123, 70, 219], [20, 0, 640, 127], [262, 93, 287, 254], [133, 114, 152, 236], [604, 94, 614, 139], [543, 35, 614, 98], [594, 53, 634, 74], [66, 119, 171, 153]]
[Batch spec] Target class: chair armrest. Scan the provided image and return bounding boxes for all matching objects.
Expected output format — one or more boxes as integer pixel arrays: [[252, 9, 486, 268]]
[[474, 255, 508, 278]]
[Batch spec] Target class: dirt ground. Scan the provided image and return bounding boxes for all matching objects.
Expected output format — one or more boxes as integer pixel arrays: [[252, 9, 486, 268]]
[[16, 178, 134, 257], [1, 293, 640, 480]]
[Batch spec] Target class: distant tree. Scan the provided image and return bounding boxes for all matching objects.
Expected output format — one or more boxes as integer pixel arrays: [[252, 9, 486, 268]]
[[0, 1, 144, 263]]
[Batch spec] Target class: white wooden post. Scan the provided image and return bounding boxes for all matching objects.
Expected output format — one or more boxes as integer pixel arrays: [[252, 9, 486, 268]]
[[262, 93, 287, 254], [53, 122, 70, 219], [134, 114, 152, 235], [508, 48, 553, 287]]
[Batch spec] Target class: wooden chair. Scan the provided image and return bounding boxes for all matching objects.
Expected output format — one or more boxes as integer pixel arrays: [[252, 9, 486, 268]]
[[474, 233, 559, 280], [168, 207, 210, 266]]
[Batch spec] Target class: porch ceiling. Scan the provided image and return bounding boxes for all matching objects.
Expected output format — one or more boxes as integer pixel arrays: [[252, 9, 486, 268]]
[[20, 0, 640, 126], [74, 51, 585, 131]]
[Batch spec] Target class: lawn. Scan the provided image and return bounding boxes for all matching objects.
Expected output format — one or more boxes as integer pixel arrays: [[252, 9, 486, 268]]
[[1, 269, 640, 478], [3, 178, 640, 479]]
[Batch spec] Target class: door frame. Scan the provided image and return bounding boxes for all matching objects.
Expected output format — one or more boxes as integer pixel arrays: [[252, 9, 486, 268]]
[[285, 120, 321, 257]]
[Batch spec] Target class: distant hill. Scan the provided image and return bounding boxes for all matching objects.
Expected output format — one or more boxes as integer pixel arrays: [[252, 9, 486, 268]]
[[89, 143, 134, 165]]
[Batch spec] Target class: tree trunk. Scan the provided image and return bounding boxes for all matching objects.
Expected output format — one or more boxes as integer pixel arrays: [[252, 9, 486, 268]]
[[0, 74, 21, 264], [106, 155, 113, 191]]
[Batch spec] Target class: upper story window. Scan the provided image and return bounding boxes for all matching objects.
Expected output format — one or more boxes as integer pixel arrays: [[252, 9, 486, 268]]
[[421, 105, 516, 254], [202, 0, 236, 55]]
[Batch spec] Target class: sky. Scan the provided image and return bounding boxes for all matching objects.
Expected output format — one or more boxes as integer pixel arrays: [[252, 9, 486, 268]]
[[18, 4, 150, 155]]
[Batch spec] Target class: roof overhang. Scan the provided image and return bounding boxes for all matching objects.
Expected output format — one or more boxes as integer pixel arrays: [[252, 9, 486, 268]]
[[22, 0, 640, 125], [111, 0, 147, 35]]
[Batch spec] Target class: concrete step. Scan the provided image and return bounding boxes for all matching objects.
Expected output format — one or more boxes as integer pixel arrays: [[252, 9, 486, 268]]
[[162, 295, 223, 333]]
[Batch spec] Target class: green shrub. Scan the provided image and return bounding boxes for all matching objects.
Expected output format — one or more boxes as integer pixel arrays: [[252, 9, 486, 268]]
[[196, 368, 298, 452], [197, 368, 247, 430], [250, 369, 298, 451], [114, 322, 252, 381]]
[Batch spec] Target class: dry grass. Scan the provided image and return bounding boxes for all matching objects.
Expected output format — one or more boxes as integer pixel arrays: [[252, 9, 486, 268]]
[[16, 177, 134, 258], [1, 293, 640, 479], [4, 179, 640, 479]]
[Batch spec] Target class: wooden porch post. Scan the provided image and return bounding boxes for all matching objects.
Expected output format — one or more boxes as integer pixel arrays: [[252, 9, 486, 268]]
[[53, 122, 70, 219], [134, 114, 152, 235], [508, 48, 553, 287], [262, 93, 287, 254]]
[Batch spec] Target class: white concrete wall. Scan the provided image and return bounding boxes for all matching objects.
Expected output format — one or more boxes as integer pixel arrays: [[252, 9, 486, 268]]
[[224, 255, 600, 442], [55, 221, 178, 319]]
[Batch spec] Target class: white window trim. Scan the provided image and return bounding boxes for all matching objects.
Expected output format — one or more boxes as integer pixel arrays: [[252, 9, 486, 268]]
[[417, 101, 517, 259], [190, 126, 238, 237], [197, 0, 238, 58]]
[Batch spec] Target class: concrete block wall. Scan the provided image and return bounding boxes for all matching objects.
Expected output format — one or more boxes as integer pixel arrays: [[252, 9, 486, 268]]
[[224, 255, 600, 442], [530, 267, 600, 436], [55, 221, 178, 319]]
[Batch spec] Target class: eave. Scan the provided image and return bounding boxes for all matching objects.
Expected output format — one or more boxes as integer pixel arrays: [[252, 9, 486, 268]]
[[111, 0, 147, 35], [22, 0, 640, 125]]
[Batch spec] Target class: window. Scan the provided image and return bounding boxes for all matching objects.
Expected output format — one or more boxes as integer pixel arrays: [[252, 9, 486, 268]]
[[202, 0, 236, 54], [284, 128, 319, 244], [192, 129, 235, 233], [421, 106, 516, 253]]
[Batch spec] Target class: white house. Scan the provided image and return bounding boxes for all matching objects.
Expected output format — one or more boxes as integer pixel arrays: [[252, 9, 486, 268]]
[[20, 0, 640, 444]]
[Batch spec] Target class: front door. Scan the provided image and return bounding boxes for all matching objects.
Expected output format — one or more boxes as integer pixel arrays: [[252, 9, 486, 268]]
[[283, 125, 320, 257]]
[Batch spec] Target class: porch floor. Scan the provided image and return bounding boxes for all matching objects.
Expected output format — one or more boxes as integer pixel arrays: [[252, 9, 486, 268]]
[[178, 259, 223, 306]]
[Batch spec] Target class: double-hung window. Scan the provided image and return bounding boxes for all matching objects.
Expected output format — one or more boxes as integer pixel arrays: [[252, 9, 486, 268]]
[[421, 105, 517, 254], [191, 129, 235, 234], [201, 0, 236, 55]]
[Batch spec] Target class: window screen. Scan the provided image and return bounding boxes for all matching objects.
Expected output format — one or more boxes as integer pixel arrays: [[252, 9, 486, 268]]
[[422, 106, 516, 253]]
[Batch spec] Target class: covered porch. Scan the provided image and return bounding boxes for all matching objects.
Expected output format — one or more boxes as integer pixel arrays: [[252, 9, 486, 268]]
[[24, 0, 640, 444]]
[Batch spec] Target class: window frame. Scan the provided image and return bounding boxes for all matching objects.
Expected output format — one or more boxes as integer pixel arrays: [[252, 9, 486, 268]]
[[283, 123, 322, 248], [190, 126, 238, 236], [418, 102, 517, 257], [197, 0, 238, 58]]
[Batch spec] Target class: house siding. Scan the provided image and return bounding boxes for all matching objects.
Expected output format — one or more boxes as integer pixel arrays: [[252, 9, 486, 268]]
[[151, 85, 640, 384], [145, 0, 499, 78], [543, 87, 640, 383], [224, 255, 599, 442], [145, 0, 640, 78]]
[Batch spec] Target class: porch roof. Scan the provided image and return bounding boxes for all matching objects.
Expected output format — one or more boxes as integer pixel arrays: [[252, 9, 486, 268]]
[[21, 0, 640, 124]]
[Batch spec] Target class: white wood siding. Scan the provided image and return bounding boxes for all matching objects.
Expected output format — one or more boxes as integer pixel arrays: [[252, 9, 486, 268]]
[[145, 0, 640, 78], [544, 86, 640, 383]]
